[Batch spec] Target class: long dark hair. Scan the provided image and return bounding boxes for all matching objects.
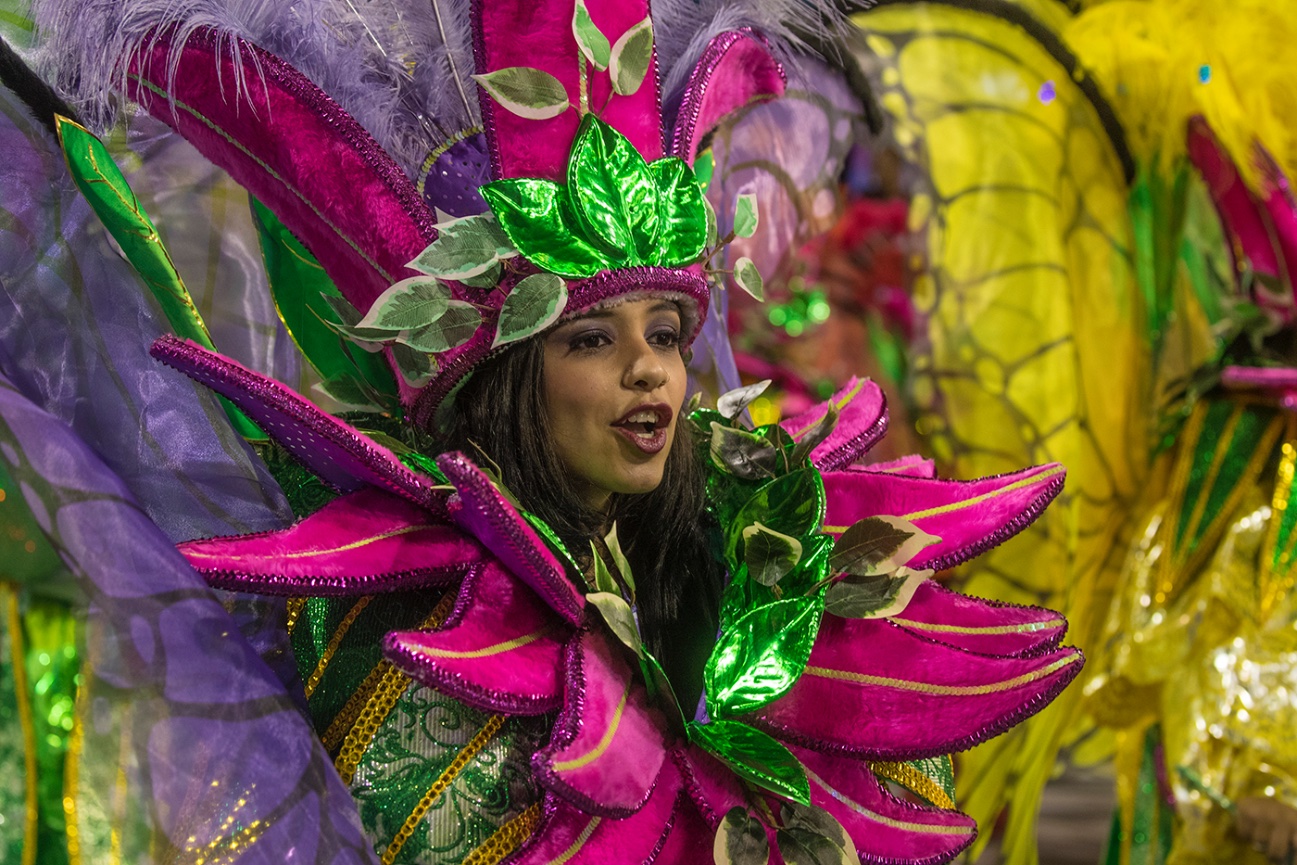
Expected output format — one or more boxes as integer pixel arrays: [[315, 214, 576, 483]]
[[433, 337, 724, 706]]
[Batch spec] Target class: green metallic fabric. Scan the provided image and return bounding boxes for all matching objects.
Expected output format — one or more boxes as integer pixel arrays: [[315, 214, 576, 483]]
[[481, 115, 707, 277], [0, 584, 32, 865]]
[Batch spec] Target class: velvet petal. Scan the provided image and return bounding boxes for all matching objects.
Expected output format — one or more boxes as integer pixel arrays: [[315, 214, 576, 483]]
[[886, 580, 1067, 658], [781, 377, 888, 471], [791, 745, 977, 865], [179, 488, 483, 595], [822, 462, 1066, 571], [755, 617, 1083, 760], [383, 562, 569, 715], [150, 337, 446, 512], [674, 745, 748, 829], [436, 451, 585, 625], [534, 627, 670, 817]]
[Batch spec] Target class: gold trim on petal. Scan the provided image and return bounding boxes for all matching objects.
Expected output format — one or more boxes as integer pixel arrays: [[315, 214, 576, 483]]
[[461, 803, 542, 865], [870, 760, 956, 810], [805, 766, 971, 835], [803, 654, 1081, 696]]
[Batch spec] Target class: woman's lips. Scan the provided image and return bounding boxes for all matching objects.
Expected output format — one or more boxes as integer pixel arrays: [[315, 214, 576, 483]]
[[612, 404, 673, 455]]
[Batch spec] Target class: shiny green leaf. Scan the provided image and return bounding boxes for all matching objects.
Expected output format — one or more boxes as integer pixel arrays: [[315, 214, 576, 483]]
[[733, 193, 759, 239], [710, 422, 779, 480], [715, 808, 771, 865], [718, 380, 772, 420], [776, 801, 857, 865], [734, 256, 764, 300], [481, 177, 612, 277], [472, 66, 571, 120], [587, 591, 643, 658], [359, 278, 452, 331], [728, 469, 825, 560], [493, 273, 568, 348], [648, 158, 709, 266], [569, 114, 659, 261], [704, 595, 823, 716], [824, 567, 930, 619], [829, 516, 939, 577], [396, 302, 482, 352], [694, 151, 715, 192], [572, 0, 611, 70], [608, 17, 654, 96], [407, 215, 516, 280], [640, 650, 686, 735], [742, 522, 803, 587], [689, 719, 811, 804]]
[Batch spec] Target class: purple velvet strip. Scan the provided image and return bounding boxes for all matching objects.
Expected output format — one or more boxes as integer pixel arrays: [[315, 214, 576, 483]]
[[149, 337, 447, 514], [668, 29, 786, 163]]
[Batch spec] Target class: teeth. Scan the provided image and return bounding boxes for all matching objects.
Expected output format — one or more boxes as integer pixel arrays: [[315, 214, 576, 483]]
[[625, 411, 657, 424]]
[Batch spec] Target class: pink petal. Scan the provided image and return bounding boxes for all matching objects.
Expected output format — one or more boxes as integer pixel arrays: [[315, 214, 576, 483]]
[[887, 580, 1067, 658], [383, 562, 570, 715], [822, 462, 1065, 571], [781, 377, 888, 471], [675, 745, 748, 828], [755, 617, 1083, 759], [438, 452, 585, 625], [534, 628, 670, 817], [179, 488, 482, 595]]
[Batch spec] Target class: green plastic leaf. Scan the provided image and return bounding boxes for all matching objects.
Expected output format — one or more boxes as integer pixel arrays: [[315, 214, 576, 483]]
[[493, 273, 568, 348], [689, 719, 811, 805], [728, 469, 825, 563], [639, 650, 686, 734], [572, 0, 611, 70], [710, 422, 779, 480], [324, 318, 395, 347], [733, 192, 759, 239], [359, 278, 452, 331], [481, 177, 612, 277], [590, 541, 619, 595], [829, 516, 939, 577], [316, 375, 387, 412], [407, 215, 516, 280], [396, 302, 482, 352], [604, 523, 636, 598], [824, 567, 930, 619], [694, 150, 715, 192], [715, 808, 771, 865], [390, 342, 436, 388], [648, 158, 709, 267], [734, 256, 765, 301], [704, 595, 823, 716], [742, 523, 804, 587], [790, 404, 839, 465], [703, 195, 719, 248], [776, 802, 857, 865], [458, 261, 504, 289], [472, 66, 571, 120], [569, 114, 659, 262], [587, 592, 643, 658], [609, 17, 654, 96], [718, 380, 772, 420]]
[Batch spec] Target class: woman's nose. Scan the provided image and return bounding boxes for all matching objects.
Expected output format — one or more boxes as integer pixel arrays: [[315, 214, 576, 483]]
[[623, 339, 669, 391]]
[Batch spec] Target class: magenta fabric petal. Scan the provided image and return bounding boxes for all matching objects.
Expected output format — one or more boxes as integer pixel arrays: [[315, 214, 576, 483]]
[[383, 562, 570, 715], [534, 628, 670, 817], [886, 581, 1067, 658], [674, 745, 748, 829], [754, 616, 1083, 760], [857, 454, 937, 478], [436, 451, 585, 625], [781, 377, 889, 471], [822, 462, 1066, 571], [790, 745, 976, 865], [509, 763, 682, 865], [669, 29, 786, 163], [179, 488, 483, 595], [150, 337, 446, 512]]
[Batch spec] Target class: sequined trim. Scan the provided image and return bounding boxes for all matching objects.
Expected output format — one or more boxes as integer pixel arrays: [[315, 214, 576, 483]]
[[804, 766, 972, 835], [887, 616, 1064, 636], [802, 654, 1081, 696], [547, 815, 602, 865], [302, 596, 373, 699], [550, 678, 631, 772], [63, 680, 86, 865], [322, 659, 392, 752], [1262, 432, 1297, 617], [284, 597, 306, 635], [2, 585, 38, 865], [461, 802, 543, 865], [379, 713, 507, 864], [870, 761, 956, 810]]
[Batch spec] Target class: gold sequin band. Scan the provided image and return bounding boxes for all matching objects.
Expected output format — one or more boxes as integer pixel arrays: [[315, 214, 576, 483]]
[[461, 803, 543, 865], [870, 760, 956, 810], [302, 595, 372, 699], [380, 713, 507, 864], [284, 597, 306, 635]]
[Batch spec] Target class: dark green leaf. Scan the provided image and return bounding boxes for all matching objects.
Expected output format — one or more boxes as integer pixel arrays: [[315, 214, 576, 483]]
[[493, 272, 568, 348], [718, 380, 772, 420], [733, 192, 759, 239], [316, 375, 386, 412], [742, 522, 804, 587], [710, 422, 779, 480], [608, 17, 654, 96], [790, 404, 839, 465], [648, 158, 708, 267], [715, 808, 771, 865], [734, 256, 764, 300], [471, 66, 570, 120], [778, 802, 857, 865], [391, 342, 436, 388], [689, 719, 811, 805], [359, 278, 452, 331], [704, 595, 823, 716], [587, 591, 643, 658], [480, 177, 612, 277], [589, 540, 619, 595], [397, 302, 482, 352], [728, 469, 825, 561], [829, 516, 939, 577], [325, 318, 394, 346], [639, 651, 686, 735], [322, 292, 364, 326], [824, 568, 928, 619], [568, 114, 659, 262], [458, 261, 503, 289], [572, 0, 610, 70], [408, 215, 516, 280]]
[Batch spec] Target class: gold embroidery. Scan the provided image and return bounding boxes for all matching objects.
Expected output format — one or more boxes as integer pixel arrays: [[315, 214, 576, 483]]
[[303, 596, 372, 699], [545, 815, 602, 865], [550, 679, 631, 772], [380, 714, 506, 864], [870, 760, 956, 810], [461, 803, 542, 865], [407, 623, 556, 660], [887, 616, 1063, 636], [803, 654, 1081, 695]]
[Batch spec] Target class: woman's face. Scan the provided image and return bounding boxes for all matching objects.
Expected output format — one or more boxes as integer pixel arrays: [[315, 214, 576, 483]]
[[542, 298, 688, 510]]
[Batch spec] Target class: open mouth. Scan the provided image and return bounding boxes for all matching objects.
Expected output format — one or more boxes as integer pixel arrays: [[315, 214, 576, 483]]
[[612, 404, 673, 454]]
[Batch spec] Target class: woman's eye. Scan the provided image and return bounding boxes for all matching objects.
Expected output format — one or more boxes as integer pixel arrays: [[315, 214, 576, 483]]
[[649, 328, 681, 348], [568, 331, 610, 352]]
